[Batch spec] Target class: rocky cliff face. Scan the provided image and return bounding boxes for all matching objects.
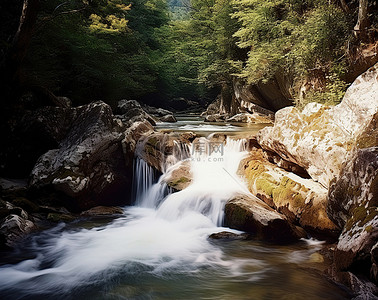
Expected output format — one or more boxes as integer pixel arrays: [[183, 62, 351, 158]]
[[235, 63, 378, 292], [202, 72, 293, 121], [257, 63, 378, 188]]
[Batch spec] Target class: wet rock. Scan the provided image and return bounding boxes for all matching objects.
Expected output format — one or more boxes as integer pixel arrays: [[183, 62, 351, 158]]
[[224, 194, 305, 243], [80, 206, 124, 216], [136, 132, 190, 173], [30, 101, 130, 211], [326, 268, 378, 299], [160, 114, 177, 123], [257, 63, 378, 188], [179, 132, 197, 144], [164, 161, 192, 191], [226, 112, 273, 124], [238, 149, 338, 236], [122, 120, 154, 168], [209, 231, 250, 240], [204, 113, 229, 122]]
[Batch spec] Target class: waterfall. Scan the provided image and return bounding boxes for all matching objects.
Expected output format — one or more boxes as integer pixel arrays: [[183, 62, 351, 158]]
[[0, 136, 251, 297], [131, 157, 157, 205], [133, 136, 249, 225], [156, 137, 249, 226]]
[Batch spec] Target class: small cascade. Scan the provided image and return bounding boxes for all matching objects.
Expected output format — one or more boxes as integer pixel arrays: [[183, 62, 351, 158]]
[[156, 136, 249, 226], [131, 157, 157, 205], [161, 140, 191, 173]]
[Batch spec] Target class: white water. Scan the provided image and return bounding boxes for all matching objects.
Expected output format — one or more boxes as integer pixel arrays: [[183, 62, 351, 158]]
[[0, 137, 252, 297]]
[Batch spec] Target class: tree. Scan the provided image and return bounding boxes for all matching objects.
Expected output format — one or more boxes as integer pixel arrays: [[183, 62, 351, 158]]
[[354, 0, 369, 41], [0, 0, 40, 97]]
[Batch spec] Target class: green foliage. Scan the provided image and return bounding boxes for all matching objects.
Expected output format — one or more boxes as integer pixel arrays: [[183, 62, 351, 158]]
[[20, 0, 374, 108], [297, 73, 349, 108], [26, 0, 169, 106], [232, 0, 352, 84]]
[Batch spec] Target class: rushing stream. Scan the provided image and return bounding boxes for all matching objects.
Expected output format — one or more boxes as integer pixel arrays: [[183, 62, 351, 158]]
[[0, 119, 351, 299]]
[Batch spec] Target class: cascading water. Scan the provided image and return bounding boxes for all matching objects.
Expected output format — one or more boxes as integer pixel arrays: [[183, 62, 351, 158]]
[[0, 132, 350, 299]]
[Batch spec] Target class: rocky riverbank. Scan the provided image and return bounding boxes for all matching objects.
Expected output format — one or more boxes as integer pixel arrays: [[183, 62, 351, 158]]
[[225, 63, 378, 298], [0, 99, 177, 249], [0, 63, 376, 298]]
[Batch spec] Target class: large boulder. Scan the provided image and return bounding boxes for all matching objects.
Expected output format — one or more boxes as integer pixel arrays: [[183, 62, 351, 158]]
[[257, 63, 378, 188], [328, 147, 378, 284], [233, 73, 293, 112], [224, 194, 305, 243], [238, 148, 338, 236], [30, 101, 130, 211]]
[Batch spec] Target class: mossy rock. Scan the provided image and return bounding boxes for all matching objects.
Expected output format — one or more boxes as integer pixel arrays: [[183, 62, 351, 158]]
[[47, 213, 76, 223]]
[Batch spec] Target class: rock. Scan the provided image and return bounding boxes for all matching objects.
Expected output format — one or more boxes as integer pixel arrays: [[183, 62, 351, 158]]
[[47, 213, 75, 223], [204, 113, 229, 122], [224, 194, 305, 243], [327, 144, 378, 283], [166, 97, 199, 111], [164, 161, 192, 191], [233, 74, 293, 112], [238, 149, 338, 236], [257, 63, 378, 188], [0, 178, 28, 202], [179, 132, 197, 143], [135, 132, 190, 173], [30, 101, 130, 211], [372, 243, 378, 283], [209, 231, 250, 240], [122, 120, 154, 168], [328, 147, 378, 229], [226, 112, 273, 124], [10, 197, 40, 213], [143, 105, 174, 117], [80, 206, 124, 216], [160, 114, 177, 123], [0, 200, 36, 248], [325, 268, 378, 299], [202, 97, 222, 116], [0, 106, 75, 177], [0, 178, 28, 193], [116, 100, 156, 126]]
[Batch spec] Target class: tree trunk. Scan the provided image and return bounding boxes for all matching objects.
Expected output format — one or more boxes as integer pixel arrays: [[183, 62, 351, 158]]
[[354, 0, 369, 41], [339, 0, 349, 12], [1, 0, 40, 90]]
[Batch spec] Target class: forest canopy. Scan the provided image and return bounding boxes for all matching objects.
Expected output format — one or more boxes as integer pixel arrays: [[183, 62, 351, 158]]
[[1, 0, 377, 107]]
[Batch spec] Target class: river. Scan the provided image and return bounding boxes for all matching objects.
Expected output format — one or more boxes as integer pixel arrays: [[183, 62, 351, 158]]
[[0, 117, 351, 299]]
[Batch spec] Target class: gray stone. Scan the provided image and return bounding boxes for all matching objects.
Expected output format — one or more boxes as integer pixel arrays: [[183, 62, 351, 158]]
[[224, 193, 305, 243], [30, 101, 130, 210]]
